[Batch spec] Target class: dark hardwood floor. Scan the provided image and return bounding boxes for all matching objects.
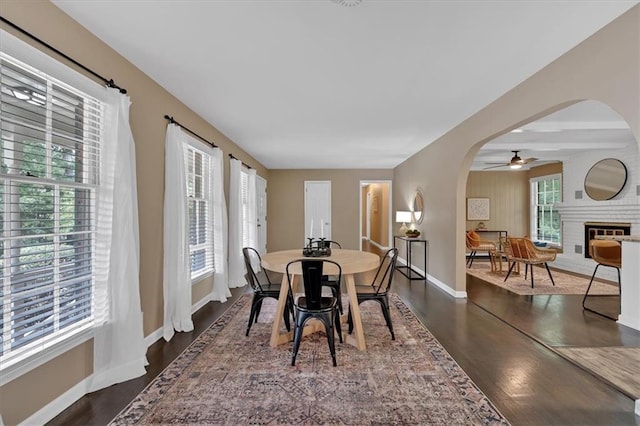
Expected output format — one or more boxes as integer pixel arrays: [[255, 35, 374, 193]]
[[48, 256, 640, 425]]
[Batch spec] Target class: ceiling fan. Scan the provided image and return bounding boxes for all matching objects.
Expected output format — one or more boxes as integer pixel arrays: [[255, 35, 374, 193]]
[[483, 150, 538, 170]]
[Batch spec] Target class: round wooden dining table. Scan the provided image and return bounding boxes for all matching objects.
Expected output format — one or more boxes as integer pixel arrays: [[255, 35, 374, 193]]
[[261, 248, 380, 351]]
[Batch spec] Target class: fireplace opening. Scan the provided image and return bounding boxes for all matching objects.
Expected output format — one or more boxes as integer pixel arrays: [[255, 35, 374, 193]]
[[584, 222, 631, 258]]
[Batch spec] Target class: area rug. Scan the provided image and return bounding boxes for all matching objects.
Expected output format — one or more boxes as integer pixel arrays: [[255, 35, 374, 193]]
[[466, 262, 619, 296], [555, 347, 640, 399], [110, 294, 509, 425]]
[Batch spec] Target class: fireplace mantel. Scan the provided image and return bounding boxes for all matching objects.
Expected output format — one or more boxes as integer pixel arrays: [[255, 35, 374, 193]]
[[556, 203, 640, 222]]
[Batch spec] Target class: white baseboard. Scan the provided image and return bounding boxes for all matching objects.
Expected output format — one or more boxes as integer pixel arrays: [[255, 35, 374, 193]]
[[21, 376, 89, 426], [397, 256, 466, 299], [367, 239, 389, 251]]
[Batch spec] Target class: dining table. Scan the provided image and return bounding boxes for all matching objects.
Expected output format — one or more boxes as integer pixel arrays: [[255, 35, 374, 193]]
[[261, 248, 380, 351]]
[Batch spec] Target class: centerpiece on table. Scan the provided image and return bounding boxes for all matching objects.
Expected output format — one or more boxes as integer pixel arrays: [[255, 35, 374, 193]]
[[405, 229, 421, 238]]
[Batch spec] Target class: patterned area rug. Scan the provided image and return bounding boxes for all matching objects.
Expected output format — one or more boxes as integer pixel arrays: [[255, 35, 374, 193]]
[[110, 294, 509, 425], [467, 261, 619, 296]]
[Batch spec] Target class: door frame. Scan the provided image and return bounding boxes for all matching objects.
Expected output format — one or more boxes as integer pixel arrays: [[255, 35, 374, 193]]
[[304, 180, 332, 242], [359, 180, 393, 251]]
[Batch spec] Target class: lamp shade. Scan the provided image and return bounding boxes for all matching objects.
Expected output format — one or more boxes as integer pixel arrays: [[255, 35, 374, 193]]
[[395, 211, 412, 223]]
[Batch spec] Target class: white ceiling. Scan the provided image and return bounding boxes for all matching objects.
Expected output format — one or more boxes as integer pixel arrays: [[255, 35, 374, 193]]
[[52, 0, 639, 169], [472, 100, 636, 171]]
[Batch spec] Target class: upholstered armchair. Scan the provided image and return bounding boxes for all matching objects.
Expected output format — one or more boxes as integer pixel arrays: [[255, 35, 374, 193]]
[[465, 230, 497, 269], [504, 237, 557, 288]]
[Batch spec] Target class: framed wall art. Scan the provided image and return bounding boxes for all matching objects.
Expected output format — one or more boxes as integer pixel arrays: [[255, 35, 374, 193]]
[[467, 197, 490, 221]]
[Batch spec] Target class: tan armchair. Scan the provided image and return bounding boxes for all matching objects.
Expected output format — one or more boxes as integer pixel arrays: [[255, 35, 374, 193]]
[[504, 237, 556, 288], [465, 230, 497, 269]]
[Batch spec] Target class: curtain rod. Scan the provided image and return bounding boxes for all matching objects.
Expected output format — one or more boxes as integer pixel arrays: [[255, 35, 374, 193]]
[[164, 115, 218, 148], [228, 153, 252, 169], [0, 16, 127, 94]]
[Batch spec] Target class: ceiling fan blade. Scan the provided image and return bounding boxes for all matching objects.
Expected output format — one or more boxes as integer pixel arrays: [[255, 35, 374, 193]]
[[521, 157, 538, 164], [482, 164, 508, 170]]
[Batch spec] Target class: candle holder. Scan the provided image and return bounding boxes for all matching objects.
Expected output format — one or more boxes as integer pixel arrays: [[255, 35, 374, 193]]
[[302, 238, 332, 257]]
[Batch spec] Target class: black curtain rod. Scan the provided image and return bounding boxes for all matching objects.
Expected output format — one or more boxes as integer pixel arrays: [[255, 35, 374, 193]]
[[0, 16, 127, 94], [228, 153, 252, 169], [164, 115, 218, 148]]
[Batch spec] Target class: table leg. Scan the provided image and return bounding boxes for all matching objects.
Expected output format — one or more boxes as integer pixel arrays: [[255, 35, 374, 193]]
[[270, 273, 295, 347], [344, 274, 366, 351]]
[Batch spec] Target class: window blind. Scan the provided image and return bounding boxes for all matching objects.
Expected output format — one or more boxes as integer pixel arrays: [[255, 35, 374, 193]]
[[240, 170, 250, 249], [0, 53, 101, 367], [185, 142, 214, 279]]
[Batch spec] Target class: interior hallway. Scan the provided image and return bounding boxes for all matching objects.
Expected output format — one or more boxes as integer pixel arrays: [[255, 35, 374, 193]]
[[49, 265, 639, 425]]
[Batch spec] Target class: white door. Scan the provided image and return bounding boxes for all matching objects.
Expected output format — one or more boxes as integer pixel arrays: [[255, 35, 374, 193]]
[[304, 181, 331, 243], [256, 176, 267, 254]]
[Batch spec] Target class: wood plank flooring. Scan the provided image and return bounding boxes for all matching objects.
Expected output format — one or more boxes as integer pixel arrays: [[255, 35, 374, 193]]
[[48, 256, 640, 425]]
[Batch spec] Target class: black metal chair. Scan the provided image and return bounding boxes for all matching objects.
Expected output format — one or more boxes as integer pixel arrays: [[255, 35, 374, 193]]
[[243, 247, 292, 337], [286, 258, 343, 367], [348, 248, 398, 340], [311, 239, 344, 313]]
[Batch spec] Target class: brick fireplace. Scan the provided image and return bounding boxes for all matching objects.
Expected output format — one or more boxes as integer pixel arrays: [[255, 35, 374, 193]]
[[583, 222, 631, 258]]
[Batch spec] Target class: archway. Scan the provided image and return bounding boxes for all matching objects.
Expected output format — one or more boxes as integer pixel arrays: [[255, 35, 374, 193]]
[[464, 99, 638, 282]]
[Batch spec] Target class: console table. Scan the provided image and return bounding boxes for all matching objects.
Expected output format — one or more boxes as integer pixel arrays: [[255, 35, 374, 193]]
[[393, 236, 428, 282], [475, 229, 508, 249]]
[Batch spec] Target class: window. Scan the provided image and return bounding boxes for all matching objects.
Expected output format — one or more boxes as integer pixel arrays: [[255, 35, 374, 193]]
[[185, 141, 214, 280], [240, 170, 250, 248], [530, 174, 561, 245], [0, 53, 102, 368]]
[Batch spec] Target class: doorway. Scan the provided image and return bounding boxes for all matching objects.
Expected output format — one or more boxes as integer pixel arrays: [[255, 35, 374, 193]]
[[359, 180, 392, 254], [304, 181, 331, 242]]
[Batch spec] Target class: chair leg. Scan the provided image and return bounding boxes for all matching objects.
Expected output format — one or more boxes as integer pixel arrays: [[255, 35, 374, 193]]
[[379, 297, 395, 340], [530, 264, 534, 288], [504, 261, 517, 282], [246, 295, 260, 336], [283, 299, 291, 332], [291, 313, 305, 366], [582, 264, 601, 309], [544, 263, 555, 286], [322, 316, 338, 367], [335, 308, 343, 343], [582, 264, 619, 321], [336, 290, 343, 314], [347, 306, 353, 334], [255, 299, 264, 323], [468, 250, 476, 267]]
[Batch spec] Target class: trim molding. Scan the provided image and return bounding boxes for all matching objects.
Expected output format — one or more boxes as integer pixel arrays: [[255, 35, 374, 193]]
[[397, 256, 466, 299], [22, 375, 89, 426]]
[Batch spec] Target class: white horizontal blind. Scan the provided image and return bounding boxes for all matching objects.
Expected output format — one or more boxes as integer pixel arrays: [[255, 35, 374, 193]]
[[240, 170, 250, 249], [530, 174, 562, 245], [0, 53, 101, 368], [185, 142, 214, 280]]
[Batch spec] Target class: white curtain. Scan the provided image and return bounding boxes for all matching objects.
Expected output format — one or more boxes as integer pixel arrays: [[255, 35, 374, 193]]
[[228, 159, 245, 287], [209, 146, 232, 302], [162, 124, 194, 341], [89, 88, 147, 392]]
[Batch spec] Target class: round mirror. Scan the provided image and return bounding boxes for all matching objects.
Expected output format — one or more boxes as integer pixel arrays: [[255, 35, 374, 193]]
[[584, 158, 627, 201], [413, 190, 424, 224]]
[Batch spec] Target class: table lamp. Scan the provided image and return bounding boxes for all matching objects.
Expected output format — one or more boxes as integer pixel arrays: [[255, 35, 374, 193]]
[[396, 211, 412, 234]]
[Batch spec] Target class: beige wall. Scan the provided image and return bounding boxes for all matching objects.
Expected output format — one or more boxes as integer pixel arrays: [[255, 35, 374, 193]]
[[1, 0, 639, 423], [465, 163, 565, 243], [465, 171, 530, 237], [0, 1, 267, 423], [267, 170, 392, 252], [394, 6, 640, 293]]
